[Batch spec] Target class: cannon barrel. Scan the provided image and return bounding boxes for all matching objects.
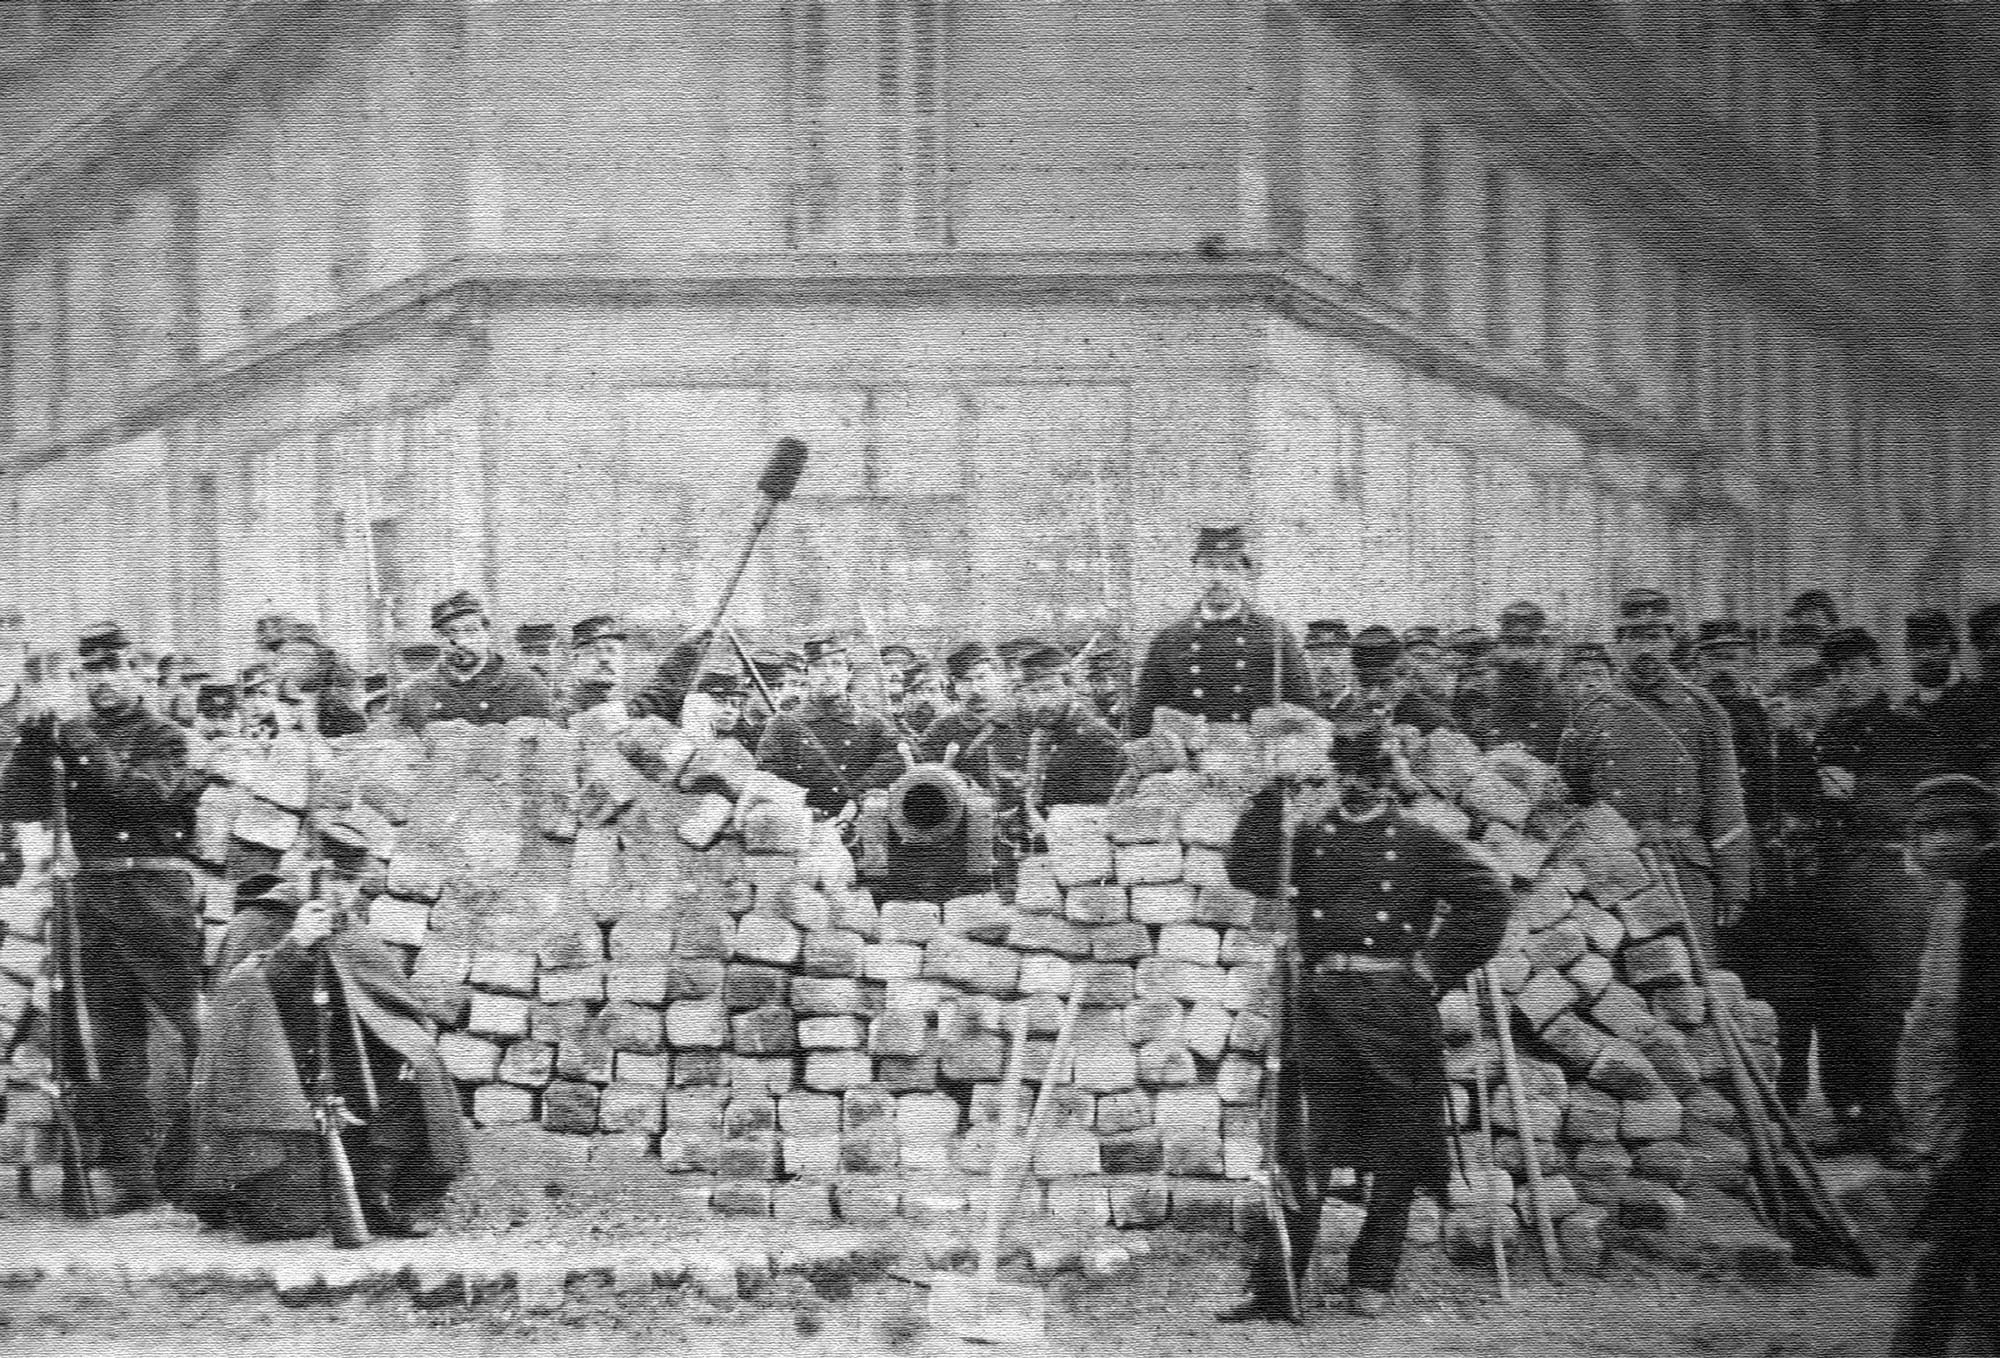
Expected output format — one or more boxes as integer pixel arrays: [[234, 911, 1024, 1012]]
[[886, 762, 975, 846]]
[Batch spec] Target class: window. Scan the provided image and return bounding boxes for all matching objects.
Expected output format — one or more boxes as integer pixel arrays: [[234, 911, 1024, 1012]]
[[1417, 125, 1448, 325], [872, 0, 952, 246], [1481, 166, 1511, 350], [1541, 206, 1567, 373], [781, 1, 837, 248]]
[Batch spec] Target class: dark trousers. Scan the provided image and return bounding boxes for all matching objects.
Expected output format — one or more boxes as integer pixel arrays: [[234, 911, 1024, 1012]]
[[68, 876, 201, 1197], [1890, 1239, 2000, 1356], [1821, 851, 1933, 1131], [1250, 1168, 1423, 1300]]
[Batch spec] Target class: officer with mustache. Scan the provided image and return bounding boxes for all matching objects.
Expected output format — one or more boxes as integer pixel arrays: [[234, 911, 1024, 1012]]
[[1556, 588, 1752, 956]]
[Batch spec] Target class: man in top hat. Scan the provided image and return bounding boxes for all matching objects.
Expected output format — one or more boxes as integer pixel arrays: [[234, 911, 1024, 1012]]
[[756, 635, 906, 819], [1221, 715, 1510, 1321], [181, 869, 469, 1243], [1302, 619, 1353, 719], [0, 621, 211, 1213], [1131, 526, 1313, 736], [1010, 642, 1125, 813], [1885, 774, 2000, 1355], [1556, 588, 1753, 957], [1324, 625, 1402, 722], [394, 591, 553, 731], [1812, 625, 1955, 1157], [1469, 601, 1568, 764], [1903, 609, 1965, 716]]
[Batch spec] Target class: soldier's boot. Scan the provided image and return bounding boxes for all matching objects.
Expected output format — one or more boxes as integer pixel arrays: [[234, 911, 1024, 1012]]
[[359, 1158, 435, 1240], [1216, 1202, 1317, 1324]]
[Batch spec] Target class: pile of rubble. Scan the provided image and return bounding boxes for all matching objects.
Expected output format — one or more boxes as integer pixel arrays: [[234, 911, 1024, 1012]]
[[0, 711, 1775, 1268]]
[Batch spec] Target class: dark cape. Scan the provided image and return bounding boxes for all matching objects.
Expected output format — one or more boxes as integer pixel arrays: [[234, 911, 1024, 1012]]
[[179, 906, 469, 1237], [1916, 845, 2000, 1254]]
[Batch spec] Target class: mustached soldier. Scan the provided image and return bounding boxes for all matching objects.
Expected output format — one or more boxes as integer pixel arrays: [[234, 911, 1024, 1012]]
[[1220, 718, 1509, 1320]]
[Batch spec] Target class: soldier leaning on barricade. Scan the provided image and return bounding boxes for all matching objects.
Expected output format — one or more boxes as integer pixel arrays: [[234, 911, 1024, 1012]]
[[0, 621, 212, 1214], [393, 591, 553, 731], [1556, 588, 1752, 957], [1129, 526, 1313, 737], [755, 634, 905, 824]]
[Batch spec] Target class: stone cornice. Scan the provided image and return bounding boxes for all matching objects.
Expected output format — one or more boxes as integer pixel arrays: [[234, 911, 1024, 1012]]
[[1332, 0, 1995, 387], [0, 248, 1935, 525]]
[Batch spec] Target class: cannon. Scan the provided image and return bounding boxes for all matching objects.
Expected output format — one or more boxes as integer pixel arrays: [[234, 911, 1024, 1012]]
[[856, 762, 1000, 902]]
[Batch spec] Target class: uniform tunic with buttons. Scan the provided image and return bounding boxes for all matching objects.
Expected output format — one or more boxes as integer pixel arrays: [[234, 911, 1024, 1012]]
[[1130, 609, 1313, 736], [1227, 787, 1511, 1191], [757, 695, 907, 817], [1472, 670, 1570, 765], [0, 702, 207, 1191], [394, 653, 553, 730], [1556, 678, 1752, 953]]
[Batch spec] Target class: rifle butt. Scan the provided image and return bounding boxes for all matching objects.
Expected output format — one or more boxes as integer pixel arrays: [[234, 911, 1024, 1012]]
[[320, 1117, 372, 1249]]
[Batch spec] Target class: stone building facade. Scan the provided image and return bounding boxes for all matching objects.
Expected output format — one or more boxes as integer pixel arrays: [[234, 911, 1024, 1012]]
[[0, 1, 1995, 664]]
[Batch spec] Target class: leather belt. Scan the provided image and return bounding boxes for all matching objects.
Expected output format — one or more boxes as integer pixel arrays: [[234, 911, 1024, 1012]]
[[75, 856, 191, 875], [1311, 952, 1410, 976]]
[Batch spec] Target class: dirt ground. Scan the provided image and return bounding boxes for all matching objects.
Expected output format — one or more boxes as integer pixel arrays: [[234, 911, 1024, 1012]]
[[0, 1159, 1985, 1358]]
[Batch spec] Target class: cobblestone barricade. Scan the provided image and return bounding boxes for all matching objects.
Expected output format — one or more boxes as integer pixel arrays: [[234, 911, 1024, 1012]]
[[0, 716, 1776, 1262]]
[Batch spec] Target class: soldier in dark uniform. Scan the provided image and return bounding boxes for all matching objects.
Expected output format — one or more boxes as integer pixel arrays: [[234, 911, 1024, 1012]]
[[899, 659, 947, 737], [0, 609, 27, 885], [0, 622, 210, 1213], [1011, 643, 1125, 810], [1933, 603, 2000, 785], [1473, 601, 1569, 763], [918, 642, 1020, 795], [1903, 609, 1967, 717], [1130, 526, 1313, 735], [393, 591, 554, 730], [556, 613, 630, 723], [1691, 619, 1776, 851], [756, 635, 907, 820], [1390, 629, 1455, 735], [1324, 625, 1401, 722], [512, 621, 561, 685], [1302, 620, 1352, 719], [1082, 649, 1130, 735], [1447, 626, 1498, 734], [1221, 717, 1511, 1321], [1559, 640, 1617, 707], [1556, 588, 1753, 956], [1814, 626, 1955, 1157], [739, 649, 806, 751]]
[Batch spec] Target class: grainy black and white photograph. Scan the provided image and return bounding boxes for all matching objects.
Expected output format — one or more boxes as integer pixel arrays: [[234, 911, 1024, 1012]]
[[0, 1, 1994, 1354]]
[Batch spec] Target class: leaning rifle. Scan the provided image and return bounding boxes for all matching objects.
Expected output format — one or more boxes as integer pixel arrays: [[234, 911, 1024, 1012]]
[[44, 749, 101, 1219], [307, 885, 371, 1250]]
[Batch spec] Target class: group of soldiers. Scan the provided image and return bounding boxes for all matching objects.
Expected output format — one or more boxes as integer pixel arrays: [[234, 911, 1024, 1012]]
[[1, 522, 1996, 1334]]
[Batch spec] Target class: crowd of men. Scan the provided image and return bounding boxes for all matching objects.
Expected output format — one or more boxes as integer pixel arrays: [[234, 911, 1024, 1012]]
[[0, 524, 1995, 1332]]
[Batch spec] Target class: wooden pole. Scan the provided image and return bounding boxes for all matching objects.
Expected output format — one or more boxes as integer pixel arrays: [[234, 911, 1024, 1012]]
[[1487, 963, 1563, 1283]]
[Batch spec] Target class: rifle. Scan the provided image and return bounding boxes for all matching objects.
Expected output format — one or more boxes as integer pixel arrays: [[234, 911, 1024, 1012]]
[[310, 927, 371, 1249], [44, 750, 100, 1220], [1252, 616, 1305, 1323]]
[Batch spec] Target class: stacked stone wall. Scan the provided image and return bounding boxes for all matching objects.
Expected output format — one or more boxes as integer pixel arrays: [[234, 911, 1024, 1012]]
[[0, 717, 1776, 1261]]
